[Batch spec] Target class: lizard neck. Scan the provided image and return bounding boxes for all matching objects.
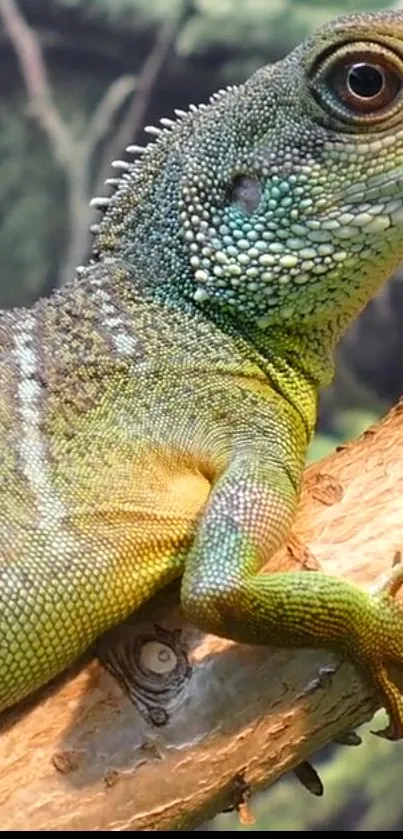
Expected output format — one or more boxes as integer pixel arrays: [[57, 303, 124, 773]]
[[90, 260, 322, 442], [35, 261, 319, 447], [203, 310, 328, 441]]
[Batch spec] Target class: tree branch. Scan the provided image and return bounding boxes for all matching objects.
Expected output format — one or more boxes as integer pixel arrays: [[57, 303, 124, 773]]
[[0, 0, 73, 169], [96, 14, 178, 195], [85, 76, 137, 158], [1, 400, 403, 829], [0, 0, 138, 287]]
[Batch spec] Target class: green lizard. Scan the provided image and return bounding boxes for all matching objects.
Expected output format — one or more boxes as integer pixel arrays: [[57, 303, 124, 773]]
[[2, 9, 403, 740]]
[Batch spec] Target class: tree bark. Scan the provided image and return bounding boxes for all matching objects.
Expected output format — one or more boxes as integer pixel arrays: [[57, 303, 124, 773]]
[[1, 401, 403, 830]]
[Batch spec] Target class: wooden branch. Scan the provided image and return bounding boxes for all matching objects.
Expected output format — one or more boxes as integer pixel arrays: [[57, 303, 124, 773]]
[[0, 0, 73, 169], [86, 76, 137, 155], [0, 0, 137, 287], [0, 400, 403, 829], [96, 15, 177, 195]]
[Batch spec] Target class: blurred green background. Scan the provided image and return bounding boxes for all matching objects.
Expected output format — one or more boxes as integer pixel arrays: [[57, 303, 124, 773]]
[[0, 0, 402, 830]]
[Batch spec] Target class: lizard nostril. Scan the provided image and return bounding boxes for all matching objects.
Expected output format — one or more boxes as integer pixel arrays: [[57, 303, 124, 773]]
[[229, 175, 261, 215]]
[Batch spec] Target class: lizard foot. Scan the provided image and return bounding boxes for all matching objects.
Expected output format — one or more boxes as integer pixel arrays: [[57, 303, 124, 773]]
[[367, 564, 403, 740]]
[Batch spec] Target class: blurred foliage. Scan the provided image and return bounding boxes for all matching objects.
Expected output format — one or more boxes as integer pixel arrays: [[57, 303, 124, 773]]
[[308, 408, 381, 462], [53, 0, 399, 60], [176, 0, 393, 65]]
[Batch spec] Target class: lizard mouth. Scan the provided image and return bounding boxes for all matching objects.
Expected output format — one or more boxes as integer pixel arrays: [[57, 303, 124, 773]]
[[342, 162, 403, 203]]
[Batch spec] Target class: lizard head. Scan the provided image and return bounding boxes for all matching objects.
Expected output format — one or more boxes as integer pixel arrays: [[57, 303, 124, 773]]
[[92, 11, 403, 346]]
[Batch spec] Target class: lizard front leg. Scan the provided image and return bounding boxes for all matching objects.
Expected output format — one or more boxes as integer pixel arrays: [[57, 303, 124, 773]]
[[181, 427, 403, 741]]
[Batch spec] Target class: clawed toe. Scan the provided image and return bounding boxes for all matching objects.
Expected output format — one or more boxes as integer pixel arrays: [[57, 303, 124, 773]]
[[371, 718, 403, 741], [370, 663, 403, 741], [379, 564, 403, 600]]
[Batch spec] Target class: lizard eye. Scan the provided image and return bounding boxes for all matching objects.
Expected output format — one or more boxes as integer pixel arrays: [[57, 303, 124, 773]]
[[332, 54, 401, 113], [310, 43, 403, 125]]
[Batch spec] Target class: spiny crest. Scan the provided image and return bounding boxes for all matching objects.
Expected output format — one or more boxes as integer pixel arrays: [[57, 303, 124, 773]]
[[88, 85, 237, 236]]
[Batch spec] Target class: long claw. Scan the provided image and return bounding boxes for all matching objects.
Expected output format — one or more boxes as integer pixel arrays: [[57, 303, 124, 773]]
[[371, 724, 399, 741], [294, 761, 324, 796], [370, 713, 402, 741], [378, 564, 403, 599]]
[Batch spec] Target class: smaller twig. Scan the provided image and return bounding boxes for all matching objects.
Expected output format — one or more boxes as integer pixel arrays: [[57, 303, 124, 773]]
[[0, 0, 73, 169], [85, 76, 137, 156], [96, 15, 177, 193]]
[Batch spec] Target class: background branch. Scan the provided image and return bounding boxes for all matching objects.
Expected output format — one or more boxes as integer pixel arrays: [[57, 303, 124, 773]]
[[86, 76, 137, 154], [0, 0, 73, 168], [0, 0, 173, 287], [96, 13, 179, 195]]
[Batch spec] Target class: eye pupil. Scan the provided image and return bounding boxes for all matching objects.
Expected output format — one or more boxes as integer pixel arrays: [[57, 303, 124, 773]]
[[347, 63, 384, 99]]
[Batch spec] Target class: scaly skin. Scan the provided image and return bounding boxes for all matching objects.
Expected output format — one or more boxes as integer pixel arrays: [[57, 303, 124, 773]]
[[2, 11, 403, 738]]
